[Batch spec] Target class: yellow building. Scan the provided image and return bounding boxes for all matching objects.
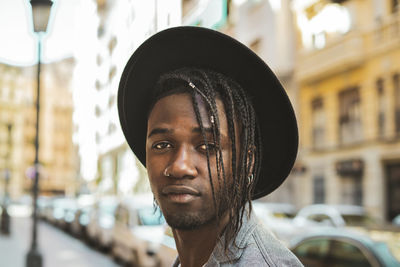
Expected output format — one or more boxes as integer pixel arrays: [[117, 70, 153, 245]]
[[0, 58, 78, 199], [294, 0, 400, 221]]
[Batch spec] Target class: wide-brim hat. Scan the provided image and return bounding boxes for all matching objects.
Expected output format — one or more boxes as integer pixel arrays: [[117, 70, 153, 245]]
[[118, 26, 298, 200]]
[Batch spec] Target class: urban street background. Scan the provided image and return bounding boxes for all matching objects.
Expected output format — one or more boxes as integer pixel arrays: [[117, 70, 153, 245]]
[[0, 0, 400, 266]]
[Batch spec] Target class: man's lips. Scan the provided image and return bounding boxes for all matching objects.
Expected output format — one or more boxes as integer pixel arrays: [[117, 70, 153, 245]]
[[161, 185, 200, 196], [161, 185, 200, 203]]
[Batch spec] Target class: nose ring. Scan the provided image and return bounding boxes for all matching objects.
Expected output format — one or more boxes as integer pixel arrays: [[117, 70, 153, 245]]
[[163, 168, 170, 177]]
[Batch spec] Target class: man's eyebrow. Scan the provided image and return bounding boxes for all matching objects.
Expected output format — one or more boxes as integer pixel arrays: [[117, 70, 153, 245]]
[[147, 128, 173, 138], [192, 127, 213, 134], [193, 127, 228, 139]]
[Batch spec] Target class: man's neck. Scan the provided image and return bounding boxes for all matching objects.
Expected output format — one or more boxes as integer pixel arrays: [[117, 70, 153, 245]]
[[172, 214, 229, 267]]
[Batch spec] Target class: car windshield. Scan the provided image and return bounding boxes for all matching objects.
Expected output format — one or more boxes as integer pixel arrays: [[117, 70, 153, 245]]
[[100, 202, 117, 215], [272, 211, 296, 219], [342, 214, 375, 226], [138, 207, 165, 226]]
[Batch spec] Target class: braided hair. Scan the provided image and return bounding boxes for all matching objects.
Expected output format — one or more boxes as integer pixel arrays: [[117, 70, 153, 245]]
[[149, 67, 262, 251]]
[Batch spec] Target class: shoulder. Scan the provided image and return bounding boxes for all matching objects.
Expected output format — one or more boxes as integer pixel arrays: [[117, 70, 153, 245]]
[[248, 221, 303, 266], [228, 216, 303, 267], [209, 210, 304, 267]]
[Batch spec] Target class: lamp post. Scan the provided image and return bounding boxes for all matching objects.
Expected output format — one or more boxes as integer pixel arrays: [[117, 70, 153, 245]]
[[26, 1, 53, 267], [0, 124, 12, 235]]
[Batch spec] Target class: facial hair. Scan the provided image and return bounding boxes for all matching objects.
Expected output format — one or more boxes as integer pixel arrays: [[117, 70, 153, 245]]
[[161, 190, 231, 230]]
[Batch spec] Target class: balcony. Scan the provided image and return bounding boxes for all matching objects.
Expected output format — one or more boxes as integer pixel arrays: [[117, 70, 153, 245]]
[[367, 12, 400, 57], [296, 12, 400, 84], [296, 31, 365, 83]]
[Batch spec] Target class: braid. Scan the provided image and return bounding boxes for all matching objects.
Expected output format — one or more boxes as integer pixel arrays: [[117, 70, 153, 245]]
[[190, 92, 219, 221], [152, 67, 261, 252]]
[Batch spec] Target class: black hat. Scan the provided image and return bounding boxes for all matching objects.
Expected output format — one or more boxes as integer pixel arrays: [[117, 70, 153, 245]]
[[118, 26, 298, 200]]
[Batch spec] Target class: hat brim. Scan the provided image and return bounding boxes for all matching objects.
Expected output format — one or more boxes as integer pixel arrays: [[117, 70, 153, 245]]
[[118, 26, 298, 200]]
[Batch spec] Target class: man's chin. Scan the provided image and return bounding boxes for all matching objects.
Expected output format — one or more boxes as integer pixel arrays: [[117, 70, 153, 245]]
[[165, 213, 216, 231]]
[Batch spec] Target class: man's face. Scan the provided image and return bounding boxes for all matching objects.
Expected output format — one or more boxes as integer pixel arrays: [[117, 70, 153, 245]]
[[146, 93, 233, 230]]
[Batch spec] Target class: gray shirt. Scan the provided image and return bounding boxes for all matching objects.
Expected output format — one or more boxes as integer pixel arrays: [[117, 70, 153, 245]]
[[173, 208, 303, 266]]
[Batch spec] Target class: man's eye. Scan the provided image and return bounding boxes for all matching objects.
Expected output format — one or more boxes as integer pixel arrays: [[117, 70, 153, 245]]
[[153, 142, 172, 149], [198, 143, 218, 152]]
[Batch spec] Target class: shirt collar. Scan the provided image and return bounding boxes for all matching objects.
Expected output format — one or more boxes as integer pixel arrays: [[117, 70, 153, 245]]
[[208, 206, 258, 264], [172, 205, 258, 266]]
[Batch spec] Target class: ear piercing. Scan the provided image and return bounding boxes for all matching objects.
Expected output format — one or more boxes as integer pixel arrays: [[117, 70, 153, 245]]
[[248, 174, 254, 183]]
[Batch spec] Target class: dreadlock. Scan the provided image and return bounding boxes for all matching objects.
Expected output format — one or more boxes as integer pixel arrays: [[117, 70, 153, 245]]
[[149, 67, 262, 252]]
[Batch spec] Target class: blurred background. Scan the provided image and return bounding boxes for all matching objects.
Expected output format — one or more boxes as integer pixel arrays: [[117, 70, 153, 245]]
[[0, 0, 399, 266]]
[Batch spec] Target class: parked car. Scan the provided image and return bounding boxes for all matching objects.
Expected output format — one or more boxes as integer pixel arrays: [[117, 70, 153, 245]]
[[7, 196, 32, 218], [252, 201, 297, 244], [392, 215, 400, 227], [70, 194, 95, 238], [37, 196, 52, 221], [292, 204, 376, 228], [63, 201, 79, 232], [50, 197, 77, 228], [290, 229, 400, 267], [112, 194, 166, 267], [156, 226, 178, 267], [39, 196, 61, 222], [86, 196, 119, 250]]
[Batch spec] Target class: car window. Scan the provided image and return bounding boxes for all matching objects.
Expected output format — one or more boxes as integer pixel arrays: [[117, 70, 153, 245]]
[[328, 240, 373, 267], [342, 214, 375, 227], [137, 207, 165, 226], [308, 214, 334, 226], [272, 211, 295, 219], [101, 202, 117, 215], [292, 238, 330, 267]]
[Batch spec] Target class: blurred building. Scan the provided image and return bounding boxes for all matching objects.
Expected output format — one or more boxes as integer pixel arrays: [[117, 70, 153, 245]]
[[224, 0, 299, 203], [0, 58, 78, 199], [293, 0, 400, 221], [72, 0, 181, 196]]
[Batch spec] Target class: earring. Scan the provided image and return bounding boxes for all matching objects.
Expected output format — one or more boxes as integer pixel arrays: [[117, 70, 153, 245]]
[[163, 168, 170, 177], [248, 174, 254, 183]]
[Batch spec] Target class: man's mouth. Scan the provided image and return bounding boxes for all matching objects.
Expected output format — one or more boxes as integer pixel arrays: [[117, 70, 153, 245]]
[[161, 185, 200, 203]]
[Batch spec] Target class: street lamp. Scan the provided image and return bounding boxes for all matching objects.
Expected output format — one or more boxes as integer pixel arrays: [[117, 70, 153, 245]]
[[0, 124, 12, 235], [26, 1, 53, 267]]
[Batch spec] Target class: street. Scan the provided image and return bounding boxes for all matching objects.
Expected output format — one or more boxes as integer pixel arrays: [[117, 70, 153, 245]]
[[0, 215, 119, 267]]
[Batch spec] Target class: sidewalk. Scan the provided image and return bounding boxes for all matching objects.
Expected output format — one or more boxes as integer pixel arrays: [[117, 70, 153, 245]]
[[0, 216, 119, 267]]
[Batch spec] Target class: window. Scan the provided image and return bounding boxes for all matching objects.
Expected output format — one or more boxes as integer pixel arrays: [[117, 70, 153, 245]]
[[341, 176, 362, 206], [312, 97, 325, 149], [313, 32, 326, 49], [392, 0, 399, 13], [108, 37, 117, 54], [394, 74, 400, 134], [307, 214, 334, 226], [313, 176, 325, 204], [138, 207, 165, 226], [292, 238, 330, 267], [329, 240, 373, 267], [108, 66, 117, 81], [339, 87, 362, 144], [376, 78, 385, 138]]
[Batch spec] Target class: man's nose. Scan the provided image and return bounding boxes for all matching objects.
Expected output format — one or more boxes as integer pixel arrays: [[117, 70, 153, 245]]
[[167, 145, 198, 179]]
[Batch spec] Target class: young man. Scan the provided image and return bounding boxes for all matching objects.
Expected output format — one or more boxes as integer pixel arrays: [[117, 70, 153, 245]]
[[118, 27, 303, 266]]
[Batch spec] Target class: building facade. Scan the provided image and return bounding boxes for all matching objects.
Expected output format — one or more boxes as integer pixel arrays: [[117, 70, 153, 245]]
[[224, 0, 300, 203], [294, 0, 400, 221], [72, 0, 181, 196], [0, 58, 77, 199]]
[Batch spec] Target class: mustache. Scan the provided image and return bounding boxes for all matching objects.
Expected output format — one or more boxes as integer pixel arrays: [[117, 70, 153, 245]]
[[161, 185, 201, 196]]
